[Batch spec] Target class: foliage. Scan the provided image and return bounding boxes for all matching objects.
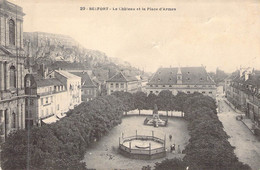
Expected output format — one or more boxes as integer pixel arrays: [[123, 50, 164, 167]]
[[133, 91, 147, 114], [1, 95, 124, 170], [154, 158, 187, 170], [112, 91, 135, 112]]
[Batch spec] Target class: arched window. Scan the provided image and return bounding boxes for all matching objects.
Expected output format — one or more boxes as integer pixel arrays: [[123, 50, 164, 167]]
[[10, 65, 16, 88], [9, 19, 15, 46], [12, 112, 16, 128]]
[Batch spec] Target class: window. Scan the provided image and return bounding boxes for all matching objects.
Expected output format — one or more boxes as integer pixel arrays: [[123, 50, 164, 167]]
[[57, 104, 59, 111], [116, 83, 119, 88], [200, 78, 203, 81], [187, 91, 190, 94], [41, 110, 44, 117], [121, 83, 124, 88], [209, 91, 212, 94], [110, 83, 114, 88], [10, 65, 16, 88], [9, 19, 15, 46], [202, 91, 205, 94], [41, 98, 43, 105], [162, 85, 165, 87], [158, 78, 161, 81], [46, 108, 49, 116], [187, 78, 190, 80], [111, 90, 114, 93], [150, 85, 153, 87], [51, 96, 53, 103], [12, 112, 16, 128], [26, 79, 31, 87], [155, 85, 158, 87], [30, 99, 34, 105], [150, 91, 153, 94], [46, 97, 48, 104], [156, 91, 159, 93], [169, 85, 172, 87]]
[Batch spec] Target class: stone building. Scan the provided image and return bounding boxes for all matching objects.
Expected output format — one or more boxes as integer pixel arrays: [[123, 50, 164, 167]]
[[0, 0, 27, 141], [70, 70, 101, 102], [54, 70, 82, 109], [24, 67, 82, 126], [24, 68, 66, 127], [146, 66, 216, 98], [106, 72, 139, 95], [227, 68, 260, 125]]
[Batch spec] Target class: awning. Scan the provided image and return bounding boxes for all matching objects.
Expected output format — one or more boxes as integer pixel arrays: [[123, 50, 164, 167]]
[[56, 113, 66, 119], [41, 115, 59, 124]]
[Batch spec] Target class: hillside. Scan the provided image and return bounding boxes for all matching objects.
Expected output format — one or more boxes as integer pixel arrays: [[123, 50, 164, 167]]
[[23, 32, 140, 77]]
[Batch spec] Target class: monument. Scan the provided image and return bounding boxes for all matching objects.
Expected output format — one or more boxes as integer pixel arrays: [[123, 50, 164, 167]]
[[144, 104, 168, 127]]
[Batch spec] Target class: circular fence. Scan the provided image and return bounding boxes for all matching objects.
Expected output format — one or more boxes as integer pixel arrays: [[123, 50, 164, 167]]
[[118, 131, 166, 160]]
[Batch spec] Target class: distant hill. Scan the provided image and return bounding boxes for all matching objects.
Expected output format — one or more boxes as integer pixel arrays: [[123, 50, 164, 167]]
[[23, 32, 142, 78]]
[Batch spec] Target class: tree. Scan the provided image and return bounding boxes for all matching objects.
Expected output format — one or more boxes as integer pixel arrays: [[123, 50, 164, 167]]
[[154, 158, 187, 170], [133, 91, 147, 115], [157, 90, 173, 115], [111, 91, 135, 114], [146, 93, 158, 110]]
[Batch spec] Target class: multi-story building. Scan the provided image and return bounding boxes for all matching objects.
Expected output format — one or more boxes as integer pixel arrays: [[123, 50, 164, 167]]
[[227, 68, 260, 125], [0, 0, 27, 141], [146, 66, 216, 98], [24, 67, 82, 126], [70, 70, 101, 102], [54, 70, 81, 109], [106, 72, 139, 95]]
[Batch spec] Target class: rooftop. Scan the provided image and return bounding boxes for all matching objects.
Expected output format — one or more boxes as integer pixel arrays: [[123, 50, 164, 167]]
[[148, 67, 215, 85]]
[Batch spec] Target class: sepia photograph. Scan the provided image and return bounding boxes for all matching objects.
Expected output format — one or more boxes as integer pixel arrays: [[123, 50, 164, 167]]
[[0, 0, 260, 169]]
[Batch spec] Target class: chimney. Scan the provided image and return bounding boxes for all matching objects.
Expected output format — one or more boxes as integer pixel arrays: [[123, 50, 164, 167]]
[[39, 64, 45, 77]]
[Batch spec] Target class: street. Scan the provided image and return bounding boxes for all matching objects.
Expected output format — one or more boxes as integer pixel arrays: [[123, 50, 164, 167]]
[[217, 95, 260, 170]]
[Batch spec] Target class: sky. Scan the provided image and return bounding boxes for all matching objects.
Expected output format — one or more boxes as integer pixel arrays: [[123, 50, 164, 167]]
[[8, 0, 260, 73]]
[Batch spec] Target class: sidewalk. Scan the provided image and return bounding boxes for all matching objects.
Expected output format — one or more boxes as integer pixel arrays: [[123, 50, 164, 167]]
[[222, 98, 244, 114], [241, 118, 255, 134], [222, 97, 256, 134]]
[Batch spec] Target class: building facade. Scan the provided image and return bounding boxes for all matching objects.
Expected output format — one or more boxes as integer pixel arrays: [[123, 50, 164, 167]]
[[54, 70, 81, 109], [106, 72, 139, 95], [227, 68, 260, 126], [0, 0, 26, 141], [24, 67, 82, 127], [70, 70, 101, 102], [146, 67, 216, 98]]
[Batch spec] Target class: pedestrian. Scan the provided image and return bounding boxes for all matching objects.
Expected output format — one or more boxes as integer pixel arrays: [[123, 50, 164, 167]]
[[169, 134, 172, 141], [177, 145, 181, 154]]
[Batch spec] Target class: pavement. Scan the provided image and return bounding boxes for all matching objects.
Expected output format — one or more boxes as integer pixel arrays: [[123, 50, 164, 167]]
[[217, 94, 260, 170]]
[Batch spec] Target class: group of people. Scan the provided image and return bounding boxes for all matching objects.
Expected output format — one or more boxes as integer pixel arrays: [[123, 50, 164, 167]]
[[169, 135, 181, 154]]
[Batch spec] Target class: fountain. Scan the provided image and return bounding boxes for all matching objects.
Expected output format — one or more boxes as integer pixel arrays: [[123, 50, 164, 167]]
[[144, 104, 168, 127]]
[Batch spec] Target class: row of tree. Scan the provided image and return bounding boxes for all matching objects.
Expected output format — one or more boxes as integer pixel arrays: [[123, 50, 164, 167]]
[[112, 90, 189, 115], [153, 93, 251, 170], [1, 95, 124, 170]]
